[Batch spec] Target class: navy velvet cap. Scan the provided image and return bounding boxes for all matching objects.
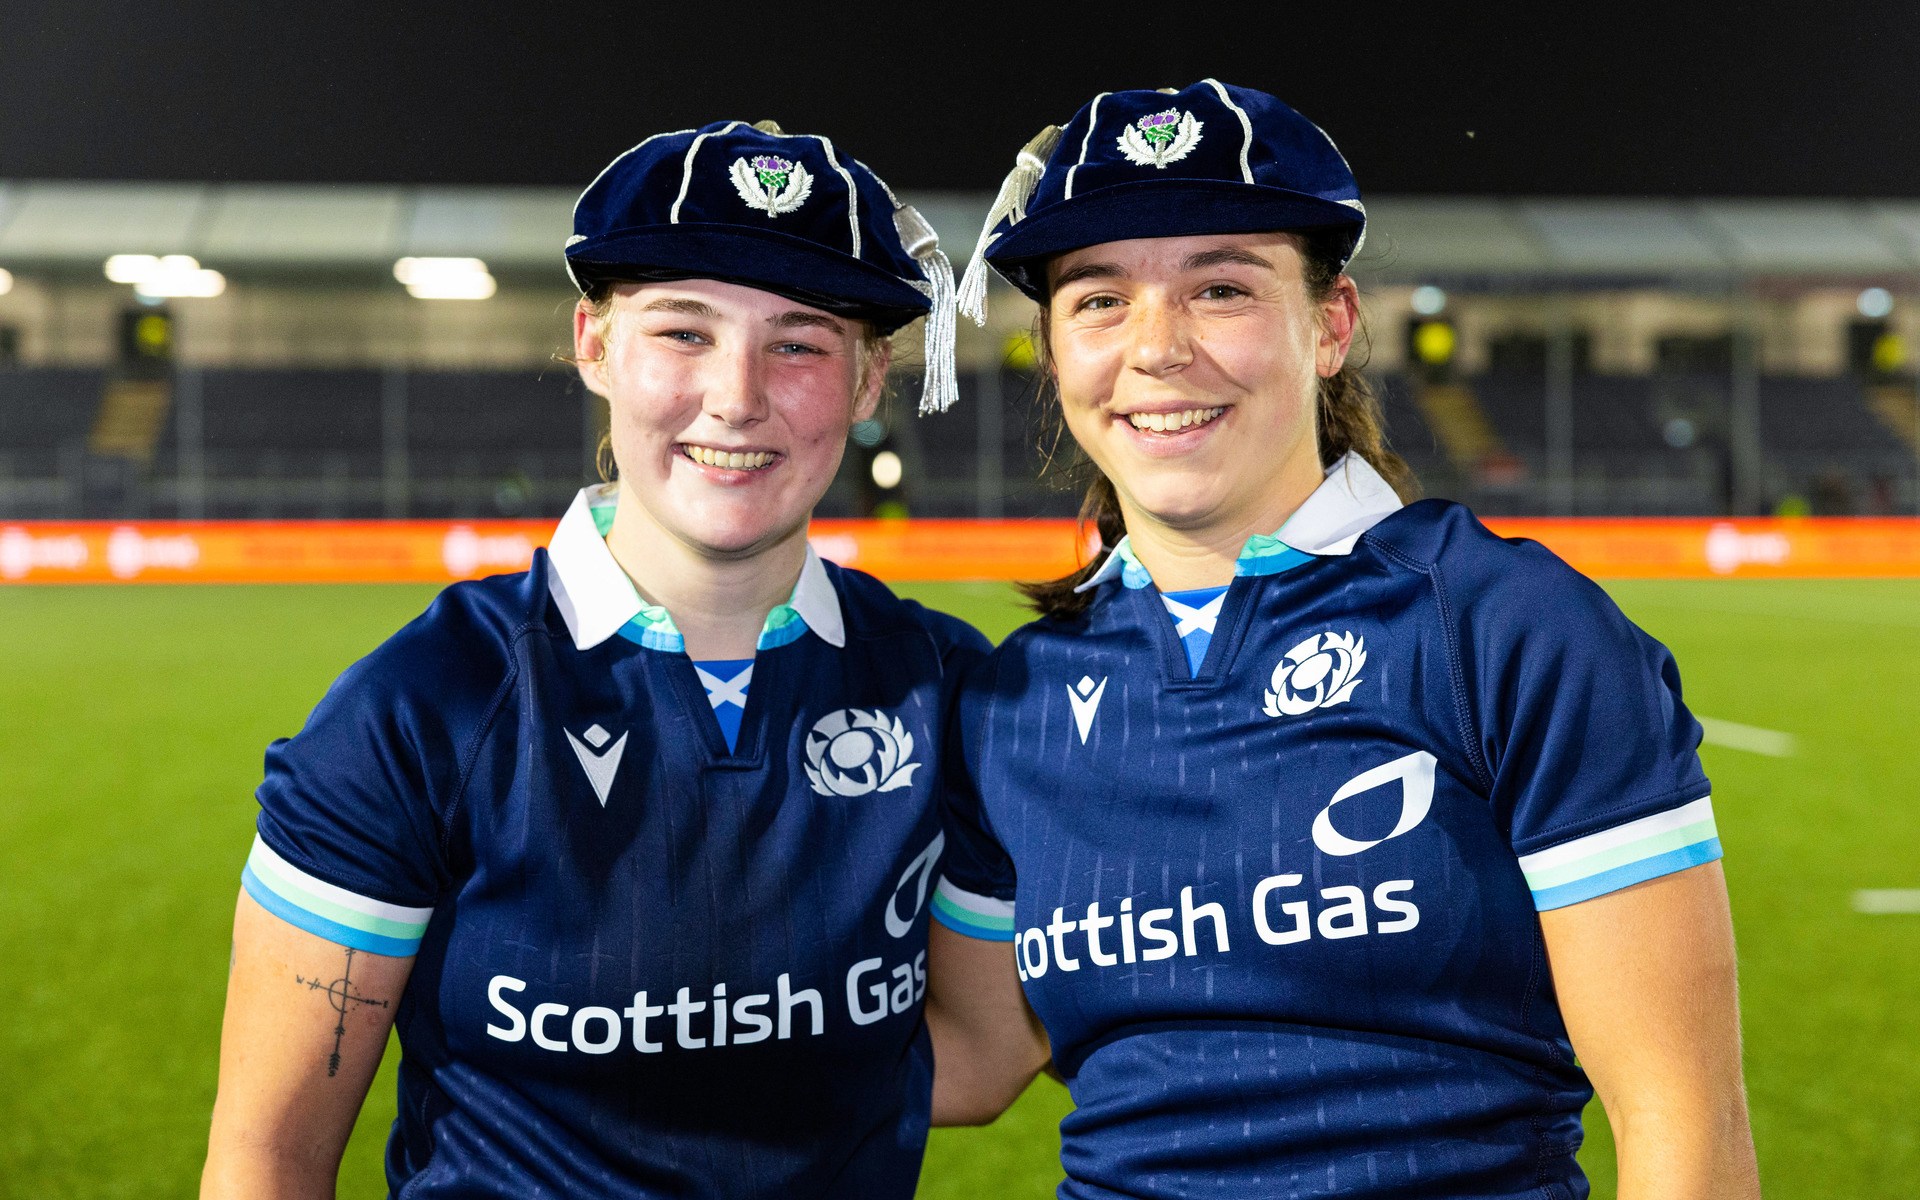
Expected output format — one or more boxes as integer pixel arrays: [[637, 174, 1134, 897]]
[[967, 80, 1365, 308], [567, 121, 935, 335]]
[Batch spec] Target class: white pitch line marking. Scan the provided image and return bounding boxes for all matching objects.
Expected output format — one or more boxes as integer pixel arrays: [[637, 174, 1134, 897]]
[[1697, 717, 1797, 757], [1852, 889, 1920, 915]]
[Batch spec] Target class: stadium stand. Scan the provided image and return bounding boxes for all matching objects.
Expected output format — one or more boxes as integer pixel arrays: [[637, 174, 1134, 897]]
[[2, 187, 1919, 521]]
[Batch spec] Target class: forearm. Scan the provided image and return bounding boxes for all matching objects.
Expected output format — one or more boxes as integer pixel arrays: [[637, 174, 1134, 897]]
[[200, 1138, 345, 1200], [926, 923, 1050, 1125], [1611, 1092, 1760, 1200], [928, 1006, 1045, 1125]]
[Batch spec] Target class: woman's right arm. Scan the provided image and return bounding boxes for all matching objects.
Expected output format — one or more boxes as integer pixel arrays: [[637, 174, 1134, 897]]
[[925, 922, 1050, 1126], [201, 892, 413, 1200]]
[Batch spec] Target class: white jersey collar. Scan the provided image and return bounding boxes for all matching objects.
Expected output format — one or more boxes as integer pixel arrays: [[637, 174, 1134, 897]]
[[1077, 452, 1403, 592], [546, 485, 846, 652]]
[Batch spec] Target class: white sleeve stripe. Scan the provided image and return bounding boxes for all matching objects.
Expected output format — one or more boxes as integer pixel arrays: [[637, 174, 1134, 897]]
[[248, 834, 435, 924], [935, 876, 1015, 918], [1516, 796, 1715, 873]]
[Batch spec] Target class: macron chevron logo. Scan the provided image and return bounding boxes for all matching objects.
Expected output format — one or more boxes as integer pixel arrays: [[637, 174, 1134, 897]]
[[565, 723, 628, 807], [1067, 675, 1107, 745]]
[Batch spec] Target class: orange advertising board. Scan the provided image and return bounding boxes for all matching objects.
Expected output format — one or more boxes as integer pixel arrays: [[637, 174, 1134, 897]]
[[0, 519, 1093, 585], [2, 516, 1918, 585], [1483, 517, 1920, 579]]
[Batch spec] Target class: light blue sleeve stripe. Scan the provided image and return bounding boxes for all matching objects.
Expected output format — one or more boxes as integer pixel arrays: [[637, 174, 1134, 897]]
[[1530, 838, 1724, 911], [242, 867, 425, 957], [931, 902, 1017, 942]]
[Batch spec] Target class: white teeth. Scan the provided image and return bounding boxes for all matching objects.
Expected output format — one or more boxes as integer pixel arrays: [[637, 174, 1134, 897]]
[[685, 446, 774, 470], [1127, 407, 1225, 432]]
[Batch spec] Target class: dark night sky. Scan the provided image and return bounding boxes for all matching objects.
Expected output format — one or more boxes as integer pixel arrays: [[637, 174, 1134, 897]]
[[3, 2, 1917, 197]]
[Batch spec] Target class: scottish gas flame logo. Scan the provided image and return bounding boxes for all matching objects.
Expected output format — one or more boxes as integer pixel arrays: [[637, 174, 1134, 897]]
[[1312, 751, 1436, 857], [730, 154, 814, 216], [804, 709, 920, 797], [1263, 631, 1368, 717], [1117, 108, 1203, 169], [885, 831, 945, 938]]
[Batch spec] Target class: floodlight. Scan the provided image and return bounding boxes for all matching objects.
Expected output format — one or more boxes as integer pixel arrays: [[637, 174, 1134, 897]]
[[1857, 287, 1893, 319], [104, 254, 161, 284], [395, 257, 497, 299], [133, 256, 226, 299]]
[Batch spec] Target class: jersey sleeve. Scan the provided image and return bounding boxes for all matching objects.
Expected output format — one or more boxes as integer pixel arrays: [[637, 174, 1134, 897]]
[[244, 594, 510, 956], [930, 652, 1018, 942], [1457, 544, 1718, 912]]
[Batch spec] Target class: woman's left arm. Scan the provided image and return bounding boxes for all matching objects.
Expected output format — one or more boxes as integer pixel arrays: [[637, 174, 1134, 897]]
[[1538, 860, 1760, 1200]]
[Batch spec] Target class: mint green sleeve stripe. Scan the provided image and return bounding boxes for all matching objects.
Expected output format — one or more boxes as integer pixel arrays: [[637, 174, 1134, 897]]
[[242, 869, 425, 957], [1530, 838, 1723, 911], [932, 900, 1016, 942], [246, 845, 432, 941], [1522, 817, 1719, 891], [932, 889, 1014, 932]]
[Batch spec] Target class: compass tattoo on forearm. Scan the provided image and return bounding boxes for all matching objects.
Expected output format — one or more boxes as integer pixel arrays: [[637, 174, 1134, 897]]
[[296, 947, 391, 1077]]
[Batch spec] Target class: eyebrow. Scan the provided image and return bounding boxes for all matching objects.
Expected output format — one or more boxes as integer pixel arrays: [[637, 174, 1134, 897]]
[[1051, 260, 1127, 290], [635, 297, 844, 334], [1182, 247, 1274, 273], [771, 311, 846, 333], [1052, 247, 1276, 292], [638, 297, 720, 318]]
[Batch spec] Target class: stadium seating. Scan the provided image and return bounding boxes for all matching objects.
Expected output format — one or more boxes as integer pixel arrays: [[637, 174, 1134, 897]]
[[0, 365, 1913, 520]]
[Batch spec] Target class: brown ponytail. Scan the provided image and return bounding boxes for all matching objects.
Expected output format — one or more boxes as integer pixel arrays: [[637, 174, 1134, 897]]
[[1018, 228, 1418, 620]]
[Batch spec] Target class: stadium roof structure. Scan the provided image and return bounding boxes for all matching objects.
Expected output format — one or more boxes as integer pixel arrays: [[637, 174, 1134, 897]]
[[4, 181, 1920, 288]]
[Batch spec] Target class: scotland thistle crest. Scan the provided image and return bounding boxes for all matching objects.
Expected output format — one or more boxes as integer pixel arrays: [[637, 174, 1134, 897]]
[[729, 154, 814, 217], [1117, 108, 1203, 169]]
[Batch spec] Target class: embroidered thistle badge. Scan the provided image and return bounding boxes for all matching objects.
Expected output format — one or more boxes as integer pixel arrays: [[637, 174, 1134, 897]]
[[729, 154, 814, 216], [1117, 108, 1204, 169], [803, 708, 921, 797]]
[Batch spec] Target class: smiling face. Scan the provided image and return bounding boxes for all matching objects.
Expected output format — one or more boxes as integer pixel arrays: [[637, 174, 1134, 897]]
[[573, 278, 885, 561], [1045, 232, 1357, 543]]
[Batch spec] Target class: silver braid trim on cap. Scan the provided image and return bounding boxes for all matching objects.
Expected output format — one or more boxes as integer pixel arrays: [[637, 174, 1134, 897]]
[[669, 121, 744, 224], [1063, 93, 1110, 200], [810, 134, 861, 259], [1201, 78, 1256, 184]]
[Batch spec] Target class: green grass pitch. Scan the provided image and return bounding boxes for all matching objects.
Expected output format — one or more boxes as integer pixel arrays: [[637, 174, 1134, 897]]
[[1, 577, 1916, 1197]]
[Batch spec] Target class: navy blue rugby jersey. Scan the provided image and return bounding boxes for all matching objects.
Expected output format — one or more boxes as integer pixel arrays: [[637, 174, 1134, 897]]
[[935, 454, 1719, 1200], [241, 485, 988, 1200]]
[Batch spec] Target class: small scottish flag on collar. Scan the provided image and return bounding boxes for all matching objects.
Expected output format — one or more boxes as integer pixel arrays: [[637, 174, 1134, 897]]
[[693, 659, 754, 752]]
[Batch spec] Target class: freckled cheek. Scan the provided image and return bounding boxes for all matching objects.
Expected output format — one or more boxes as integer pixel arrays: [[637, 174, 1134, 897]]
[[1050, 341, 1121, 418], [771, 386, 858, 467], [1212, 325, 1313, 389], [608, 356, 701, 442]]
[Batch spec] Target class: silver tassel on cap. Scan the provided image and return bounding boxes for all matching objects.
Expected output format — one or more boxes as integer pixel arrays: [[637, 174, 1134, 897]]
[[955, 124, 1063, 327], [892, 203, 959, 415]]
